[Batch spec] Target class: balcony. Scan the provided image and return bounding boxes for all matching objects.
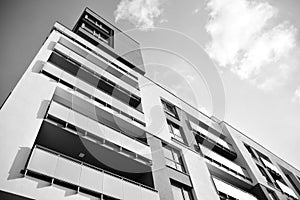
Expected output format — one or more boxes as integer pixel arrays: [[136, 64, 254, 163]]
[[47, 50, 142, 111], [53, 42, 140, 96], [52, 86, 146, 142], [57, 36, 139, 88], [34, 121, 154, 188], [194, 130, 237, 160], [25, 146, 159, 200], [202, 147, 251, 182], [41, 63, 145, 125], [190, 120, 225, 139], [46, 100, 151, 160], [212, 177, 257, 200]]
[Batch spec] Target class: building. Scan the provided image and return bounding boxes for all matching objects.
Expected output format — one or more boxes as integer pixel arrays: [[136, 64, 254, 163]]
[[0, 7, 300, 200]]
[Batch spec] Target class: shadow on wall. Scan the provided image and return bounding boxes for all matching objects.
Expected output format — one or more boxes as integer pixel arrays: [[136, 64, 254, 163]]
[[36, 100, 50, 119], [7, 147, 84, 198], [48, 41, 56, 51], [31, 60, 46, 73], [7, 147, 31, 180], [30, 41, 55, 73]]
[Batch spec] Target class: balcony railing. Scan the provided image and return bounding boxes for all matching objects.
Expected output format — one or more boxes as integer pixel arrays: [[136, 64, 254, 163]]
[[47, 49, 142, 111], [213, 177, 257, 200], [25, 146, 159, 200], [57, 36, 139, 89], [55, 25, 139, 81], [47, 98, 149, 148], [194, 130, 237, 160], [260, 157, 282, 178], [203, 147, 251, 182], [40, 65, 145, 128]]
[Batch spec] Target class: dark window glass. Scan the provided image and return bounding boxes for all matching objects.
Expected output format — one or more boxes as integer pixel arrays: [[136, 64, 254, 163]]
[[267, 190, 278, 200], [244, 144, 257, 159], [162, 100, 178, 119], [257, 164, 273, 184]]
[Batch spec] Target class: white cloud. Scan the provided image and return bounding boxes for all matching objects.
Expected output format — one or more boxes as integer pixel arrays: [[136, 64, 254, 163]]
[[159, 18, 168, 24], [114, 0, 164, 30], [292, 86, 300, 103], [193, 8, 200, 14], [205, 0, 298, 90]]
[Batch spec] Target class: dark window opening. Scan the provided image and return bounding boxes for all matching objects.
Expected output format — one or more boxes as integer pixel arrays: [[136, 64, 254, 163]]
[[244, 144, 257, 159], [267, 190, 278, 200], [167, 120, 185, 144], [161, 100, 179, 119], [257, 164, 273, 184]]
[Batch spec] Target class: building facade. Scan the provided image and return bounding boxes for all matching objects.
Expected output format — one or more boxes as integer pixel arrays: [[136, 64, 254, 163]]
[[0, 8, 300, 200]]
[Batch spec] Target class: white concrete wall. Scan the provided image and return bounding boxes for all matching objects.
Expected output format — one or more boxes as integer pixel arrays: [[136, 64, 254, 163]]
[[0, 29, 158, 200]]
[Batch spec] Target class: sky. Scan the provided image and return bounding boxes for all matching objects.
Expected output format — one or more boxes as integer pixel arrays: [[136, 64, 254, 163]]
[[0, 0, 300, 170]]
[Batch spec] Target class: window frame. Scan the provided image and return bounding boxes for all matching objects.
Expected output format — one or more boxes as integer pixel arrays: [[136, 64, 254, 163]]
[[163, 145, 186, 173], [257, 164, 273, 184], [244, 144, 258, 159], [167, 120, 185, 144], [267, 189, 278, 200], [171, 181, 194, 200], [161, 99, 179, 119], [84, 13, 114, 48]]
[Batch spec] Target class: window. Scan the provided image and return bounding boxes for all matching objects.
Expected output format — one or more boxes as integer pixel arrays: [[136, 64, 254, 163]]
[[276, 180, 298, 199], [167, 121, 185, 143], [163, 145, 185, 172], [171, 181, 193, 200], [285, 173, 300, 196], [84, 14, 114, 47], [257, 164, 273, 184], [244, 144, 257, 159], [162, 100, 178, 119], [267, 190, 278, 200]]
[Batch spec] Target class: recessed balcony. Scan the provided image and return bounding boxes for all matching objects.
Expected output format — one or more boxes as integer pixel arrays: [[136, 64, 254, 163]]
[[46, 100, 151, 160], [202, 147, 251, 183], [194, 131, 237, 160], [52, 86, 146, 143], [25, 146, 159, 200], [47, 50, 142, 112], [33, 121, 154, 188], [212, 177, 257, 200], [57, 36, 139, 89]]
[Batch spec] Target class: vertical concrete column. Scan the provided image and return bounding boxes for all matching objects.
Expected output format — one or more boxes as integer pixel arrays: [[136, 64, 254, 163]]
[[147, 133, 174, 200], [177, 109, 198, 150]]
